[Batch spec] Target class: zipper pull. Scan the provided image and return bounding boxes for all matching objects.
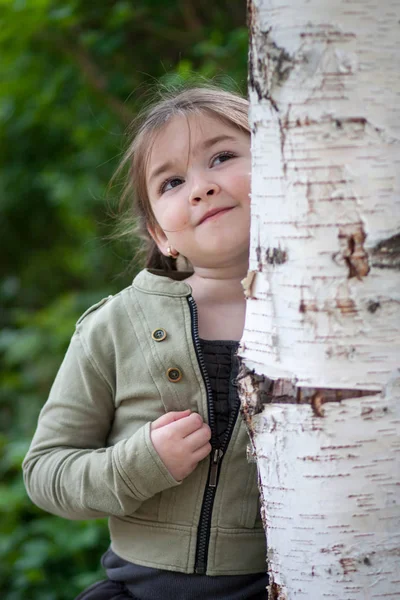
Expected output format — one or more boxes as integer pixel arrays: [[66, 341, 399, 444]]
[[209, 449, 223, 488]]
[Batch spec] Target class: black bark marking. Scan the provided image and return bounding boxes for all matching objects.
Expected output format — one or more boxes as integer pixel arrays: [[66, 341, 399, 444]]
[[256, 244, 263, 271], [367, 300, 381, 314], [278, 108, 291, 177], [371, 233, 400, 270], [270, 40, 293, 86], [248, 14, 294, 108], [299, 300, 318, 314], [265, 247, 288, 265]]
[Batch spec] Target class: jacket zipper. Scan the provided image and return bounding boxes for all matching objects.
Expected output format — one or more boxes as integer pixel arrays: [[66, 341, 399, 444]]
[[187, 296, 240, 575]]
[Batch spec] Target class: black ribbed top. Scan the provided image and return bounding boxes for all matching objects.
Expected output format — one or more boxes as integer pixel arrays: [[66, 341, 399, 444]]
[[199, 338, 240, 445]]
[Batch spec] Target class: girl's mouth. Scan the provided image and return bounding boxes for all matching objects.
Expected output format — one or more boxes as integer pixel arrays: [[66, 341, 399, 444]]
[[198, 207, 234, 225]]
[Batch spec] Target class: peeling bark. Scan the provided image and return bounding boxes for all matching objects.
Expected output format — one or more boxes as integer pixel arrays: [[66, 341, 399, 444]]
[[239, 363, 377, 420], [243, 0, 400, 597], [336, 223, 370, 279], [241, 270, 257, 299], [269, 580, 287, 600]]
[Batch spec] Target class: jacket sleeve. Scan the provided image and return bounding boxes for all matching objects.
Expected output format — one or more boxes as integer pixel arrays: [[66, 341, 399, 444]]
[[22, 329, 180, 520]]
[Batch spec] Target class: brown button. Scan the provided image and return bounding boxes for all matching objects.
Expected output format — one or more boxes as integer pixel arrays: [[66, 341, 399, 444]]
[[167, 368, 182, 382], [152, 328, 167, 342]]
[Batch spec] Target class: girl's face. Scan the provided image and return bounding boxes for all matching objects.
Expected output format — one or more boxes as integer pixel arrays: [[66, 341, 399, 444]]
[[146, 112, 251, 269]]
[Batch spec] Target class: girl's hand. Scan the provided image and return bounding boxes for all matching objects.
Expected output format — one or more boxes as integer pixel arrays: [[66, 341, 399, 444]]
[[150, 410, 211, 481]]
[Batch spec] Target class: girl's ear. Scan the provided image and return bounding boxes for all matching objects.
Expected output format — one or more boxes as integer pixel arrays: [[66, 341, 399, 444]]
[[147, 224, 170, 257]]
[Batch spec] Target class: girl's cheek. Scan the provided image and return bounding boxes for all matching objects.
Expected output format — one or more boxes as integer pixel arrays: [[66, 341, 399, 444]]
[[232, 174, 251, 204], [156, 205, 190, 233]]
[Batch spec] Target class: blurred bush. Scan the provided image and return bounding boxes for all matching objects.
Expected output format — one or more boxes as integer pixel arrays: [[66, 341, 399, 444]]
[[0, 0, 248, 597]]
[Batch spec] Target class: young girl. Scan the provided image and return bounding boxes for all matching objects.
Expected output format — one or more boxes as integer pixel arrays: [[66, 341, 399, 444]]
[[23, 86, 269, 599]]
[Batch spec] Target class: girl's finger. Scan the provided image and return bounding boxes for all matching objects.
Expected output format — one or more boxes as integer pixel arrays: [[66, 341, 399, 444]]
[[184, 424, 212, 451], [191, 443, 212, 464], [151, 409, 191, 431], [170, 412, 204, 437]]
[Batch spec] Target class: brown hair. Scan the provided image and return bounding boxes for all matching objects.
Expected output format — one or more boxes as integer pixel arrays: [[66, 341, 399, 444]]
[[115, 84, 250, 271]]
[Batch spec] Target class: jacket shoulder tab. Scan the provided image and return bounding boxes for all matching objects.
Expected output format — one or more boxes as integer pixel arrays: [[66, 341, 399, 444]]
[[76, 295, 113, 326]]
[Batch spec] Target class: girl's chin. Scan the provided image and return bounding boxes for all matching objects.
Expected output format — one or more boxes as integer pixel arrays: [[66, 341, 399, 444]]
[[189, 246, 250, 268]]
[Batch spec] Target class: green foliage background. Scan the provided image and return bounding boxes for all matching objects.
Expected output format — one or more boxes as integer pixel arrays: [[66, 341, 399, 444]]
[[0, 1, 248, 598]]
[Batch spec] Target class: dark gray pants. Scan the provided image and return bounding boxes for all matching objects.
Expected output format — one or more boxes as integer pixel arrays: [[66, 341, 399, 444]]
[[74, 580, 134, 600], [74, 548, 268, 600]]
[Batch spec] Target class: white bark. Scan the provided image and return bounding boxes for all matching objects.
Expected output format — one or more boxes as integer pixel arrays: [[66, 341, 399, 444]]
[[241, 1, 400, 597]]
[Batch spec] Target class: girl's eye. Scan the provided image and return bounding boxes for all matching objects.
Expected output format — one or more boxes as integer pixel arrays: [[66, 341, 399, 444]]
[[160, 177, 184, 194], [211, 151, 236, 167]]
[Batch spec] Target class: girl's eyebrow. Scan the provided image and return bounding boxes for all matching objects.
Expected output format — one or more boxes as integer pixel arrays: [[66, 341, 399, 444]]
[[149, 161, 174, 184], [148, 135, 237, 184], [201, 134, 237, 149]]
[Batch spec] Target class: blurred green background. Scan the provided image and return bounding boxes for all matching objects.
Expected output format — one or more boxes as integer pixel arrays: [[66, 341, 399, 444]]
[[0, 1, 248, 598]]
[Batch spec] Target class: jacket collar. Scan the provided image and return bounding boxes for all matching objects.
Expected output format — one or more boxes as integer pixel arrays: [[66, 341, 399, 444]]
[[133, 269, 193, 297]]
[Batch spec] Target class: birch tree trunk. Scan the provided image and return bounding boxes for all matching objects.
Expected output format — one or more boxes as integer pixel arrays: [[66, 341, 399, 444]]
[[240, 1, 400, 598]]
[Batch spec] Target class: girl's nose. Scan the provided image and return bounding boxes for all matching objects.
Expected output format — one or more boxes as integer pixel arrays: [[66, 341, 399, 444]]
[[189, 181, 220, 204]]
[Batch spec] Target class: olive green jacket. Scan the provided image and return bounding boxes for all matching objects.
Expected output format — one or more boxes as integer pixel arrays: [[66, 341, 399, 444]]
[[23, 269, 265, 576]]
